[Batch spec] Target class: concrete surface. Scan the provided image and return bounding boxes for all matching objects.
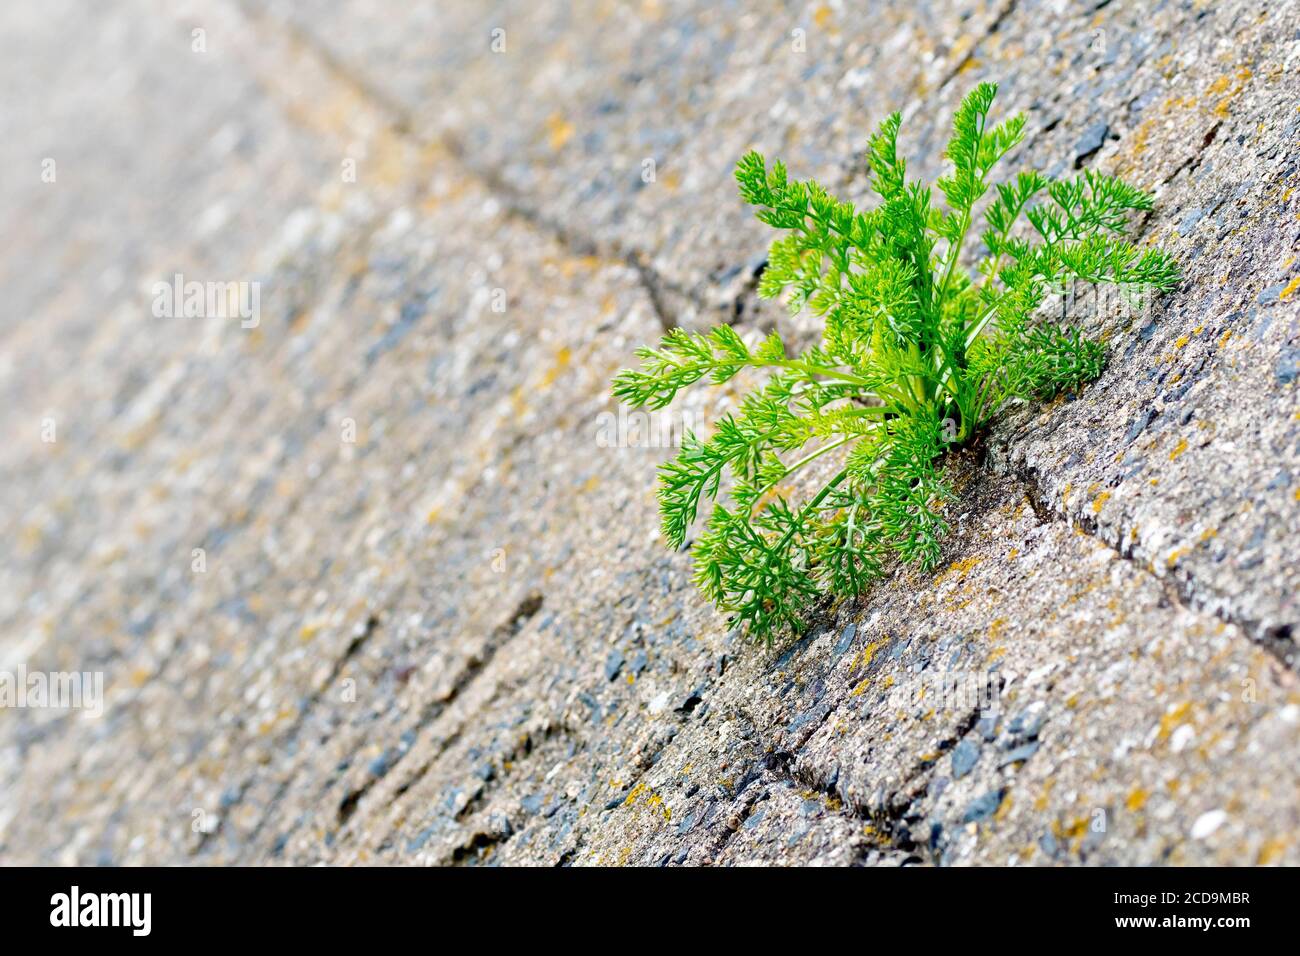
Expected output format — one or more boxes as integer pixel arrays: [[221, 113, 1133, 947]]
[[0, 0, 1297, 865]]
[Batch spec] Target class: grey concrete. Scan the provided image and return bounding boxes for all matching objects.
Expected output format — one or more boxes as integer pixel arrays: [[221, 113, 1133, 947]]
[[0, 0, 1296, 865]]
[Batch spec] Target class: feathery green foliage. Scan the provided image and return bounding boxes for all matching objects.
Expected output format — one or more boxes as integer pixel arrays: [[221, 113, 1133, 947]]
[[612, 84, 1179, 644]]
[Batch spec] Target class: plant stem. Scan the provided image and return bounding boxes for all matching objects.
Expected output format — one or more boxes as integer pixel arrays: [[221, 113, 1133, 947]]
[[775, 359, 872, 388], [748, 435, 855, 518]]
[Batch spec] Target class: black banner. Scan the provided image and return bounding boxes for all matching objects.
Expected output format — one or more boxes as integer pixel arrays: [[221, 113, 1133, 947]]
[[0, 865, 1279, 943]]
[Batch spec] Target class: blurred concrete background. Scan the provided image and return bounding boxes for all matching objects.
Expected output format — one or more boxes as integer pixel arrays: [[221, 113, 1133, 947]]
[[0, 0, 1298, 864]]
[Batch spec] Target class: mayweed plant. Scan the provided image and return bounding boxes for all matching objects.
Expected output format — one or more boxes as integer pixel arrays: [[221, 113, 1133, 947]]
[[613, 83, 1178, 643]]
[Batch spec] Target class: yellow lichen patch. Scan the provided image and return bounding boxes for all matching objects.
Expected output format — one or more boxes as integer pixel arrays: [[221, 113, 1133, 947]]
[[1053, 815, 1090, 842], [1169, 437, 1189, 461], [994, 794, 1014, 822], [556, 255, 602, 278], [540, 346, 572, 387], [1207, 74, 1233, 95], [813, 4, 832, 28], [1256, 836, 1288, 865], [946, 33, 976, 68], [509, 385, 529, 417], [1092, 491, 1111, 514], [1166, 546, 1189, 568], [1175, 334, 1190, 348], [1120, 118, 1154, 169], [849, 639, 885, 675], [850, 678, 871, 698], [1157, 701, 1192, 741], [1125, 787, 1150, 812], [1034, 779, 1056, 812], [1278, 275, 1300, 301], [1208, 66, 1252, 118], [544, 113, 575, 151], [622, 781, 670, 821], [256, 705, 297, 736], [940, 555, 984, 584], [644, 791, 671, 821]]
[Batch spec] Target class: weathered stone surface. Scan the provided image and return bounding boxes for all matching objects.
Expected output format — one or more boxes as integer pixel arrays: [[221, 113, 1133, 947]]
[[0, 0, 1296, 866]]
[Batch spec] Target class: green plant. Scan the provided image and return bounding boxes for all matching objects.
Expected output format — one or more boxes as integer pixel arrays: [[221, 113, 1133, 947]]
[[612, 83, 1178, 643]]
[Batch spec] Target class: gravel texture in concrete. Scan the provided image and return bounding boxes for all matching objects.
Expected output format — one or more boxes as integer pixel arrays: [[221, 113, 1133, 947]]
[[0, 0, 1297, 865]]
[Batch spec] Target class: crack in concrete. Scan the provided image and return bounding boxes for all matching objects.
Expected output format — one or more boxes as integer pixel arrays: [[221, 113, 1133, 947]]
[[333, 593, 544, 837], [936, 0, 1021, 101], [194, 612, 382, 856], [233, 0, 705, 332], [440, 718, 571, 867], [995, 455, 1297, 670]]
